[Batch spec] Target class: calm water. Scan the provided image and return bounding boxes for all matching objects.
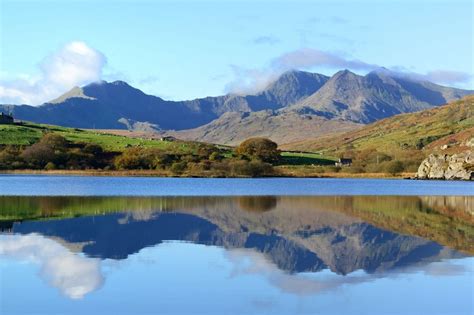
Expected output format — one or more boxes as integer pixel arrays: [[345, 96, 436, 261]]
[[0, 175, 473, 196], [0, 177, 473, 315]]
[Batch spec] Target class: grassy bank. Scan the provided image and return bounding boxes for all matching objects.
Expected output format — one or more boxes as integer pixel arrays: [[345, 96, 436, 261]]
[[0, 168, 413, 179]]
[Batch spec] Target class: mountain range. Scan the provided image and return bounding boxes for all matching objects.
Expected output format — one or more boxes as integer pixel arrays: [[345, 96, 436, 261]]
[[1, 69, 472, 144]]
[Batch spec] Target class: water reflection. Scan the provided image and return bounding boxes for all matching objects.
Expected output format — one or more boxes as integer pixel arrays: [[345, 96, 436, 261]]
[[0, 195, 473, 304], [0, 233, 103, 299]]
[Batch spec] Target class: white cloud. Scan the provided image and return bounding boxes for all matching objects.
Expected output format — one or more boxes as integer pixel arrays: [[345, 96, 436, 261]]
[[0, 41, 106, 105], [0, 233, 104, 299], [271, 48, 376, 71], [225, 47, 473, 95], [225, 65, 282, 95], [225, 48, 377, 95], [392, 69, 473, 86], [224, 248, 378, 296], [224, 248, 470, 298]]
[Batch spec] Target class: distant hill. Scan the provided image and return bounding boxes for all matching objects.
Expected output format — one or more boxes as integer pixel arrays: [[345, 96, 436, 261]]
[[281, 95, 474, 154], [168, 110, 361, 145], [1, 69, 472, 141]]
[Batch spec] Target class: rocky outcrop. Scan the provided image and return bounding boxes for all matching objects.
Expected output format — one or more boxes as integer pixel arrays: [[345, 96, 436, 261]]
[[416, 151, 473, 180]]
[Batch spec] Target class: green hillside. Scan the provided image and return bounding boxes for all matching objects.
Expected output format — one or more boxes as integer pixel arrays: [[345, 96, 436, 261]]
[[283, 96, 474, 155], [0, 122, 189, 152]]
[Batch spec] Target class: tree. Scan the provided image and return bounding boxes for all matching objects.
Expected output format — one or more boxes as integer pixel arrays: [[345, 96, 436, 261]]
[[39, 133, 68, 151], [236, 138, 280, 163]]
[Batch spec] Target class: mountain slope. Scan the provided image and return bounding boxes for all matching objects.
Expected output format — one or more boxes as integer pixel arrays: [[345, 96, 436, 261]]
[[289, 69, 473, 123], [282, 95, 474, 154], [169, 110, 361, 145]]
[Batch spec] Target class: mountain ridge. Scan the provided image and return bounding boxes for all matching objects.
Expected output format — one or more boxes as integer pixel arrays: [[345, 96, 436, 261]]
[[1, 69, 472, 139]]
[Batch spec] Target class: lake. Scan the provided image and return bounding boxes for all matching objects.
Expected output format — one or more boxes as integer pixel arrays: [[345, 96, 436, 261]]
[[0, 176, 473, 315]]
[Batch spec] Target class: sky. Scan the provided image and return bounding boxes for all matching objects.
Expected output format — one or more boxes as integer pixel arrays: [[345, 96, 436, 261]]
[[0, 0, 473, 105]]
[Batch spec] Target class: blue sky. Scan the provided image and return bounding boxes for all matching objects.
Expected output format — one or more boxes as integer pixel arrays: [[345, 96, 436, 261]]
[[0, 0, 472, 104]]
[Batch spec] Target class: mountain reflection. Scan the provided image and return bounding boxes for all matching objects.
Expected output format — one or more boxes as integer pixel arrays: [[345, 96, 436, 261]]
[[1, 195, 472, 264], [1, 195, 472, 300]]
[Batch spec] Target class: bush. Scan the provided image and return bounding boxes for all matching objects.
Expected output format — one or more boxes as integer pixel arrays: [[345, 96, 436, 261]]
[[0, 146, 23, 169], [19, 134, 70, 169], [114, 147, 176, 170], [236, 138, 280, 163], [197, 144, 218, 160], [209, 151, 223, 161], [21, 143, 56, 168], [44, 162, 56, 170], [385, 160, 405, 175], [170, 161, 187, 174], [83, 143, 103, 156], [228, 159, 274, 177], [114, 147, 151, 169]]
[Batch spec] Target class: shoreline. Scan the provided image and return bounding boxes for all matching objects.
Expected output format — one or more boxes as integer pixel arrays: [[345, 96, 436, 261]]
[[0, 169, 414, 179]]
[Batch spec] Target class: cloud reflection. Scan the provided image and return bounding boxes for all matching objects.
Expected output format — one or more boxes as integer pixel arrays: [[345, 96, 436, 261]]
[[0, 233, 103, 299], [225, 248, 470, 296]]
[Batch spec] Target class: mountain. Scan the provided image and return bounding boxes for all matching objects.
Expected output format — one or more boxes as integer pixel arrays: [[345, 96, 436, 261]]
[[1, 69, 472, 138], [1, 81, 220, 130], [289, 69, 473, 123], [0, 71, 327, 131], [281, 95, 474, 154], [168, 110, 361, 145]]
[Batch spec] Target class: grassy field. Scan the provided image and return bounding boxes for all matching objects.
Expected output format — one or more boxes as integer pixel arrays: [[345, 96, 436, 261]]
[[0, 122, 198, 153], [279, 151, 336, 166]]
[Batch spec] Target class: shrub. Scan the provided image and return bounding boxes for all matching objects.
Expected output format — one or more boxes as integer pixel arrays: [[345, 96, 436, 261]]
[[0, 146, 23, 169], [197, 144, 217, 160], [209, 151, 223, 161], [114, 147, 153, 169], [228, 159, 273, 177], [83, 143, 103, 156], [21, 143, 55, 168], [19, 134, 70, 169], [385, 160, 405, 175], [170, 161, 187, 174], [44, 162, 56, 170], [114, 147, 178, 170]]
